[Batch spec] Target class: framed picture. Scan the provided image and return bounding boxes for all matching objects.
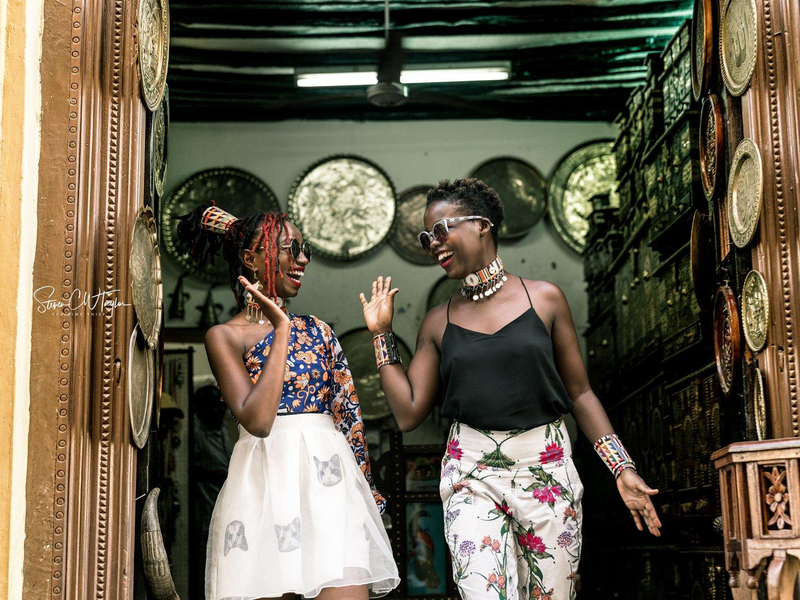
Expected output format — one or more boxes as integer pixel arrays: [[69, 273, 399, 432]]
[[388, 433, 460, 599], [405, 501, 449, 596]]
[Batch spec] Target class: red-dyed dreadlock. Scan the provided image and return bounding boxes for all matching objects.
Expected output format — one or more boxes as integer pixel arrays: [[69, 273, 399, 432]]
[[176, 203, 291, 311]]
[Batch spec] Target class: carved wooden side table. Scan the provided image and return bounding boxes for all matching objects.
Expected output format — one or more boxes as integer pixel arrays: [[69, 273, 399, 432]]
[[712, 439, 800, 599]]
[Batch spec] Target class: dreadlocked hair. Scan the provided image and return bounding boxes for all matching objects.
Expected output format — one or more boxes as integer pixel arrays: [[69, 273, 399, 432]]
[[174, 203, 225, 265], [426, 178, 504, 248], [175, 204, 291, 311], [222, 211, 290, 311]]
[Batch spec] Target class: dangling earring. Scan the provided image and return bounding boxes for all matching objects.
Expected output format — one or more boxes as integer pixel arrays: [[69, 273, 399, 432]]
[[245, 271, 265, 324]]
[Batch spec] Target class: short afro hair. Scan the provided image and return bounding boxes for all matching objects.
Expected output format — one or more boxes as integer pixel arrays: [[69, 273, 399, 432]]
[[426, 178, 504, 248]]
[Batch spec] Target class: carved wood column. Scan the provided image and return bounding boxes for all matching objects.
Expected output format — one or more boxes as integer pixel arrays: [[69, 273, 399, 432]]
[[742, 0, 800, 438], [24, 0, 147, 597]]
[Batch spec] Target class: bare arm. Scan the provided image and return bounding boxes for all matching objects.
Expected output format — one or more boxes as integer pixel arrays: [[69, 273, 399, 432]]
[[544, 282, 615, 443], [360, 276, 443, 432], [204, 276, 291, 438], [543, 281, 662, 537]]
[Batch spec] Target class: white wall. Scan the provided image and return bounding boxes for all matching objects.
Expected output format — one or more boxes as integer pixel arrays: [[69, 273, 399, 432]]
[[164, 119, 616, 357]]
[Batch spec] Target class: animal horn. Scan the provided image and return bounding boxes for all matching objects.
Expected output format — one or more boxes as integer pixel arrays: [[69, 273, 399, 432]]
[[141, 488, 180, 600]]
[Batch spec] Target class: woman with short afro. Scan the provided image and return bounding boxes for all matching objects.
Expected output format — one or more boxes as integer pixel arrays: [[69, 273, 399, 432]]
[[360, 178, 661, 600]]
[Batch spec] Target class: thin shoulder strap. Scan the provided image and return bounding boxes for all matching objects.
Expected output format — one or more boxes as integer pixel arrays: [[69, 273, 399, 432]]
[[446, 298, 452, 322], [520, 276, 533, 308]]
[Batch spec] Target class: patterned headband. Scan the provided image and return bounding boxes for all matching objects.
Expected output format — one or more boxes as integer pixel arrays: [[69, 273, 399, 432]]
[[201, 200, 238, 235]]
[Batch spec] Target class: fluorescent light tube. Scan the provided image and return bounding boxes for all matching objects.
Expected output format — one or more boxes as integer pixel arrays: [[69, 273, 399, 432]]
[[400, 67, 509, 84], [295, 64, 510, 87], [296, 72, 379, 87]]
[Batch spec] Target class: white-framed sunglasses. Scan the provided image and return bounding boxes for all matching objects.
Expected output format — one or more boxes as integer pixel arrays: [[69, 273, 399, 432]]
[[417, 216, 493, 252]]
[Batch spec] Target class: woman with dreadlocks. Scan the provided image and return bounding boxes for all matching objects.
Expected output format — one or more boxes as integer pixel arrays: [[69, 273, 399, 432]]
[[176, 202, 399, 600]]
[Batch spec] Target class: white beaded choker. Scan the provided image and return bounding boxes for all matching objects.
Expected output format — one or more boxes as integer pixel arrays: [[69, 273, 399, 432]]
[[461, 256, 508, 301]]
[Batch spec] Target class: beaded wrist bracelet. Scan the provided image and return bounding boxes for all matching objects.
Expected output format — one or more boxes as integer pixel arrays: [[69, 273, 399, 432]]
[[593, 433, 636, 479], [373, 331, 402, 369]]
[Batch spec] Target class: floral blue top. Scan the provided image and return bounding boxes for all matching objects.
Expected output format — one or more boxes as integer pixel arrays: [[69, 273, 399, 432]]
[[242, 313, 386, 514]]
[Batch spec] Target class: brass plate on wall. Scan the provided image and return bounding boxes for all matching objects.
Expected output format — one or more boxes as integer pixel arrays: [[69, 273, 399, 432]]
[[137, 0, 170, 111], [720, 0, 757, 96], [152, 85, 169, 198], [753, 368, 767, 440], [160, 168, 280, 285], [699, 94, 723, 200], [389, 185, 437, 266], [128, 327, 154, 449], [338, 327, 412, 420], [130, 206, 163, 349], [469, 157, 547, 239], [713, 284, 741, 397], [548, 140, 618, 254], [288, 155, 397, 261], [691, 0, 715, 101], [742, 269, 769, 352], [727, 138, 763, 248]]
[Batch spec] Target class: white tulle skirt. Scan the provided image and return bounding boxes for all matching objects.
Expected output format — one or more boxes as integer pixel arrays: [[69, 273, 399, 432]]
[[205, 413, 400, 600]]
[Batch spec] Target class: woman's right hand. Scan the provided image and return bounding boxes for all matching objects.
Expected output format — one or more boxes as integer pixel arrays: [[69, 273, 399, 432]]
[[238, 275, 291, 331], [359, 275, 399, 335]]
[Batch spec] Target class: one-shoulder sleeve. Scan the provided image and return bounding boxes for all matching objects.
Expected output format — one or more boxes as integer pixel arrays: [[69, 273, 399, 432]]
[[312, 316, 387, 514]]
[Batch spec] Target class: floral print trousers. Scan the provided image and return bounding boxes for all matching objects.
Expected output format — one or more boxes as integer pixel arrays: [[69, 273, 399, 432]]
[[439, 418, 584, 600]]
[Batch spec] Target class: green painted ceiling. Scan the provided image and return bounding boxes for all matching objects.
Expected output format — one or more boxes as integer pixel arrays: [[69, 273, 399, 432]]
[[168, 0, 692, 122]]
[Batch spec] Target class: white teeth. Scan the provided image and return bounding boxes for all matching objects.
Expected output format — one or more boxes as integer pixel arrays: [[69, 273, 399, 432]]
[[288, 271, 304, 278], [437, 251, 454, 264]]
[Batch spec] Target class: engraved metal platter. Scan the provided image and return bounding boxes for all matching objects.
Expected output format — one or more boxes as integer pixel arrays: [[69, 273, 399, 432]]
[[690, 210, 716, 309], [153, 84, 169, 198], [130, 205, 163, 349], [469, 157, 547, 239], [427, 275, 463, 311], [128, 327, 154, 449], [699, 94, 723, 200], [160, 168, 280, 285], [288, 155, 397, 261], [691, 0, 715, 102], [727, 138, 763, 248], [137, 0, 170, 111], [753, 367, 767, 440], [338, 327, 412, 421], [742, 269, 769, 352], [547, 140, 619, 254], [389, 185, 437, 266], [720, 0, 757, 96], [713, 284, 741, 397]]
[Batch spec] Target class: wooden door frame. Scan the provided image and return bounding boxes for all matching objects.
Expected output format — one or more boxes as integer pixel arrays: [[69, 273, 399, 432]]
[[23, 0, 147, 597], [742, 0, 800, 438]]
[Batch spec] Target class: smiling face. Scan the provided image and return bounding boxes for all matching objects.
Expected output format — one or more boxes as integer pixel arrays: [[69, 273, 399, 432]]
[[242, 219, 309, 299], [423, 200, 497, 280]]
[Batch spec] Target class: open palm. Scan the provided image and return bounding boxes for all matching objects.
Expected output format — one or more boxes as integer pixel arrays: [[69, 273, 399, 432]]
[[617, 468, 662, 536], [359, 275, 399, 334]]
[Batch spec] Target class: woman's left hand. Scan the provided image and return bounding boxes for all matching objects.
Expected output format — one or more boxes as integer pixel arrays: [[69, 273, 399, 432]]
[[616, 468, 662, 536]]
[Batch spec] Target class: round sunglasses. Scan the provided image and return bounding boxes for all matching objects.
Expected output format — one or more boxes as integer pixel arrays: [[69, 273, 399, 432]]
[[417, 216, 493, 253], [258, 238, 313, 261]]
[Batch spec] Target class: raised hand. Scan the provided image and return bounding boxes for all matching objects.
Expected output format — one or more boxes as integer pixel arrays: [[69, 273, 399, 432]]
[[616, 468, 662, 536], [238, 275, 291, 331], [359, 275, 399, 335]]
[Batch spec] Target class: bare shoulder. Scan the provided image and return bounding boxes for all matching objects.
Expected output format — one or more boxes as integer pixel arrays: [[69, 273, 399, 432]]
[[418, 301, 449, 349], [204, 323, 236, 354], [422, 301, 449, 329], [519, 277, 566, 304], [204, 322, 237, 351]]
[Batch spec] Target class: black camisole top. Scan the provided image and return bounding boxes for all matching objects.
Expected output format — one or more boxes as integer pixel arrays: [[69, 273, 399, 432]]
[[439, 276, 574, 431]]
